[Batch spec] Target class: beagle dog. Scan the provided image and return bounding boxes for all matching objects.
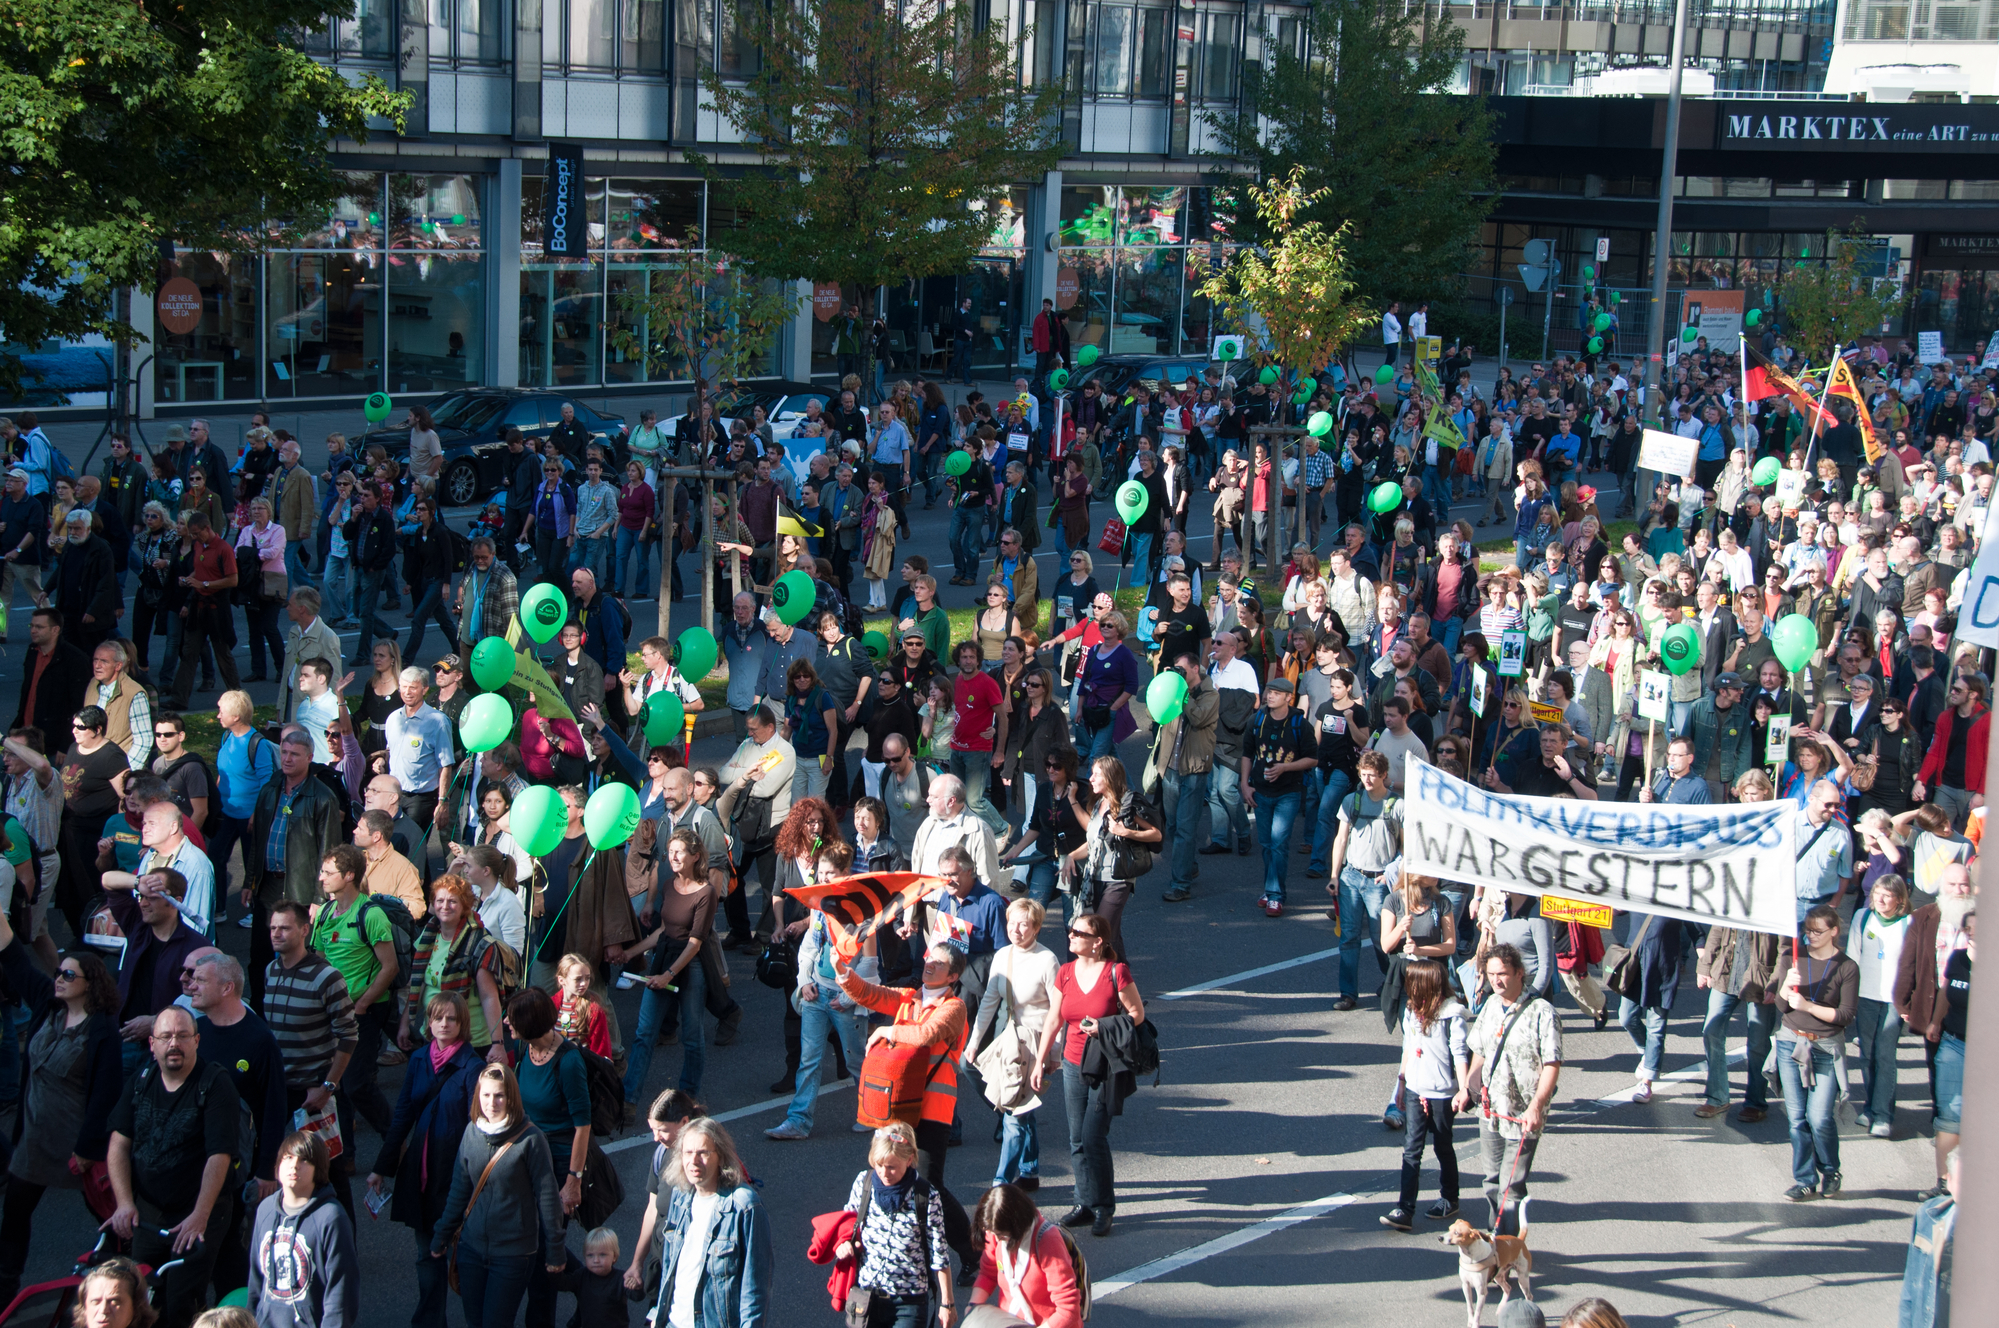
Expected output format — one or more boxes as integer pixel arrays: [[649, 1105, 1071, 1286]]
[[1439, 1217, 1532, 1326]]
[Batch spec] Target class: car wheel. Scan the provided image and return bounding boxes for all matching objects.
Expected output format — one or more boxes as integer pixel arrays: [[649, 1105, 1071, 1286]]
[[442, 458, 481, 507]]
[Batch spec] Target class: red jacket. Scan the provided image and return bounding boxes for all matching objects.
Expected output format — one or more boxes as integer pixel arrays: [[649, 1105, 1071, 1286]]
[[1916, 705, 1989, 794], [806, 1209, 860, 1311], [973, 1221, 1084, 1328]]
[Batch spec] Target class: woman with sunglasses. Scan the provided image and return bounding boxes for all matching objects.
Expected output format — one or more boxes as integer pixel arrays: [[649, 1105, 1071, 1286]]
[[860, 670, 921, 800], [1030, 911, 1145, 1238], [0, 909, 120, 1305], [781, 660, 839, 805]]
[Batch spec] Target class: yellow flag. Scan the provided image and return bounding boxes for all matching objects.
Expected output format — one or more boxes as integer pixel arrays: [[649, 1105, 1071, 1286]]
[[1824, 356, 1882, 462], [509, 649, 575, 722]]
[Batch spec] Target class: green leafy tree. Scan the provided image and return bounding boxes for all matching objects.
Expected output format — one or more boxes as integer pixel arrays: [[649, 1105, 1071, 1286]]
[[1206, 0, 1495, 311], [0, 1, 410, 393], [1773, 223, 1912, 363], [607, 232, 800, 395], [696, 0, 1064, 293]]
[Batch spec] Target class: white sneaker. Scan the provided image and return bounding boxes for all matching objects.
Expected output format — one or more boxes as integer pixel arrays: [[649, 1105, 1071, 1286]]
[[1632, 1081, 1653, 1104], [764, 1121, 811, 1141], [236, 914, 253, 929]]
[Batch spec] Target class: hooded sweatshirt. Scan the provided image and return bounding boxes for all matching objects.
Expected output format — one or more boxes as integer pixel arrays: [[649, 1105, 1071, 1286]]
[[248, 1184, 359, 1328], [1398, 997, 1470, 1100]]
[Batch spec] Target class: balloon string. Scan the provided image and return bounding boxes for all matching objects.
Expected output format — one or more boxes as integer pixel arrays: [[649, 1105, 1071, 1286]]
[[530, 848, 595, 966]]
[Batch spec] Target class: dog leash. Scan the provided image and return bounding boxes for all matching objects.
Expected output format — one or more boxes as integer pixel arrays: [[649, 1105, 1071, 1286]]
[[1483, 1099, 1535, 1234]]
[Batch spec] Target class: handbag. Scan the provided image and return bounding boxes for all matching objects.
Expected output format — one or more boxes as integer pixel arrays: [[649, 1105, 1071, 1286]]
[[577, 1137, 625, 1229], [1097, 516, 1126, 554], [447, 1139, 516, 1292], [262, 568, 289, 602], [1601, 914, 1654, 1001], [754, 934, 798, 990], [1848, 734, 1879, 793]]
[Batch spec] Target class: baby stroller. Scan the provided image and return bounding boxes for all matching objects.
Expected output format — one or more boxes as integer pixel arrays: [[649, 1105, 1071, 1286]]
[[0, 1233, 190, 1328]]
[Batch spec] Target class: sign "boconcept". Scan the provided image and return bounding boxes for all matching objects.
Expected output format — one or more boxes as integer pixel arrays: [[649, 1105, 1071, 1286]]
[[1713, 100, 1999, 153]]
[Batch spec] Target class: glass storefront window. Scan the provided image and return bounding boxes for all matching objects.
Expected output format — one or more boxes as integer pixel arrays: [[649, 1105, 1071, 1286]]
[[522, 263, 605, 388], [267, 251, 385, 399], [609, 179, 704, 247], [388, 252, 485, 394], [1092, 6, 1132, 94], [159, 252, 261, 403], [337, 0, 397, 58], [604, 258, 686, 385], [272, 172, 382, 250], [1135, 8, 1169, 97], [521, 176, 609, 255], [1057, 248, 1114, 356], [388, 174, 484, 252], [1120, 186, 1185, 245], [1059, 186, 1118, 246], [1202, 14, 1240, 101], [430, 0, 506, 63], [1112, 247, 1182, 355]]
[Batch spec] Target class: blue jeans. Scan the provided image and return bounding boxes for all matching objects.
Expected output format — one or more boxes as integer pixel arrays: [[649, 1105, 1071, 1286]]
[[1618, 997, 1669, 1082], [1207, 761, 1249, 850], [1077, 715, 1117, 765], [351, 566, 393, 668], [1934, 1031, 1964, 1131], [613, 526, 650, 597], [996, 1106, 1041, 1185], [409, 1226, 451, 1328], [283, 539, 317, 590], [1422, 463, 1451, 514], [1253, 790, 1301, 903], [452, 1246, 534, 1328], [571, 534, 609, 583], [404, 579, 459, 662], [321, 552, 354, 622], [1669, 698, 1694, 738], [1702, 987, 1777, 1109], [1514, 538, 1537, 570], [784, 985, 867, 1132], [949, 507, 983, 580], [622, 958, 707, 1101], [1307, 769, 1355, 874], [1775, 1033, 1841, 1186], [1128, 531, 1154, 590], [949, 749, 1008, 838], [1061, 1060, 1115, 1209], [1338, 867, 1389, 999], [1853, 997, 1903, 1125], [1439, 616, 1463, 658], [1160, 768, 1209, 892]]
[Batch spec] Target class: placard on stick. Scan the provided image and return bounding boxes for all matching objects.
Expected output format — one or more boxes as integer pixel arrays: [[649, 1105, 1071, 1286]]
[[1637, 669, 1671, 724]]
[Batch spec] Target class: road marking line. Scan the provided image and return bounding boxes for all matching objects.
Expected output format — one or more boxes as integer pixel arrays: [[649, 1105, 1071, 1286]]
[[1094, 1193, 1357, 1300], [603, 1082, 850, 1153], [1158, 947, 1341, 1000]]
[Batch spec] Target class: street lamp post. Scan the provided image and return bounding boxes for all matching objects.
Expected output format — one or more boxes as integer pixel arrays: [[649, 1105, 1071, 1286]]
[[1642, 0, 1692, 435]]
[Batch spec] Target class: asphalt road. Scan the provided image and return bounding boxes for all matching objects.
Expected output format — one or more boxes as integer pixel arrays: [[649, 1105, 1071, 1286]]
[[4, 440, 1934, 1325]]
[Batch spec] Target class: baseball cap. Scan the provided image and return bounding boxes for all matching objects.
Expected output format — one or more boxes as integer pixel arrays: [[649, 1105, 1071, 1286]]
[[4, 467, 25, 483], [1714, 672, 1744, 689], [435, 654, 463, 673], [1264, 676, 1296, 694]]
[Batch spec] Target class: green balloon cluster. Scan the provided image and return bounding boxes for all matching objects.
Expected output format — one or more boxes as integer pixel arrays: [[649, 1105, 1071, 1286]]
[[470, 636, 514, 691], [944, 450, 972, 476], [1306, 410, 1333, 437], [771, 570, 818, 626], [1659, 622, 1701, 676], [511, 786, 568, 857], [583, 783, 641, 850], [1114, 480, 1150, 523], [521, 583, 568, 643], [672, 627, 718, 683], [1076, 344, 1100, 367], [1771, 614, 1817, 673], [1145, 671, 1188, 725], [1751, 456, 1782, 486], [645, 690, 686, 746], [363, 392, 392, 424], [458, 693, 513, 753], [1368, 482, 1402, 514]]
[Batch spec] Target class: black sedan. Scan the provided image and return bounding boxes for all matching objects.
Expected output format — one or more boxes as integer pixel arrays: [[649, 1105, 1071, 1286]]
[[358, 389, 629, 507], [1067, 353, 1217, 403]]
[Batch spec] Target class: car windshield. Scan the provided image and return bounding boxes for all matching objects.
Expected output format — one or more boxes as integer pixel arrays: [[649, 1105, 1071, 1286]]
[[425, 394, 509, 432]]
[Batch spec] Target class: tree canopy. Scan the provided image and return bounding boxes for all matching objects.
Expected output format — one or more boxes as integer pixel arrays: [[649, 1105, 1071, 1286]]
[[1773, 224, 1912, 364]]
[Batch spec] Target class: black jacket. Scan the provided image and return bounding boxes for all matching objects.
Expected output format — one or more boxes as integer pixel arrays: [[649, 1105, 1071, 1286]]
[[407, 520, 455, 588], [1080, 1012, 1155, 1117], [12, 638, 89, 737], [2, 936, 123, 1161], [56, 533, 120, 626], [344, 506, 400, 573]]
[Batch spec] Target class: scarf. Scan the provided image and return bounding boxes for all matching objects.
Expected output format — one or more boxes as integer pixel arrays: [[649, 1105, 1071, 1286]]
[[430, 1038, 465, 1073], [870, 1169, 917, 1215]]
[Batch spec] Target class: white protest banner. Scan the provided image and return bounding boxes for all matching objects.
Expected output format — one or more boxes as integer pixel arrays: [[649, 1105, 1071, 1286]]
[[1918, 331, 1945, 364], [1498, 631, 1526, 678], [1401, 756, 1797, 936], [1954, 500, 1999, 650], [1637, 428, 1698, 482], [1984, 332, 1999, 371], [1636, 670, 1671, 723]]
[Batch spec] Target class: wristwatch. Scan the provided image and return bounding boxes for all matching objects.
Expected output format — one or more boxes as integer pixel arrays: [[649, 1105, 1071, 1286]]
[[569, 1170, 585, 1180], [321, 1080, 339, 1093]]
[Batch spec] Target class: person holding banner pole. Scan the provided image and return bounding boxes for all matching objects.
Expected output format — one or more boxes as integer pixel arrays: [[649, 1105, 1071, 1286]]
[[1794, 781, 1855, 931]]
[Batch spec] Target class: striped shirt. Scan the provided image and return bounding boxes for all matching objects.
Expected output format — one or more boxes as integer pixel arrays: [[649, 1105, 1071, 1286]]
[[262, 951, 360, 1089]]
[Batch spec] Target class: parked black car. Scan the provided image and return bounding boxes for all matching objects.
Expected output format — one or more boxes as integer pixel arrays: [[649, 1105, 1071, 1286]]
[[357, 389, 629, 507], [1067, 353, 1217, 403]]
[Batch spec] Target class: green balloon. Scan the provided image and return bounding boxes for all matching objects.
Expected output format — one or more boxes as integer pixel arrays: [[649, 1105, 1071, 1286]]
[[771, 569, 818, 626], [1659, 622, 1701, 677], [458, 692, 513, 754], [1610, 291, 1620, 304], [1583, 264, 1596, 280], [1368, 482, 1402, 515], [218, 1289, 250, 1310], [1593, 313, 1613, 333], [1076, 344, 1100, 367], [1374, 364, 1396, 385], [363, 391, 392, 423], [1114, 480, 1149, 523], [1587, 337, 1603, 353], [1746, 308, 1762, 326], [584, 782, 642, 850], [944, 450, 972, 476], [1771, 614, 1818, 673], [470, 636, 514, 692], [511, 785, 568, 857], [1050, 369, 1070, 390], [1681, 327, 1700, 345], [1306, 410, 1333, 437], [1291, 389, 1311, 405], [1297, 376, 1316, 395], [1215, 337, 1240, 361], [644, 690, 686, 746], [671, 626, 718, 683], [1751, 456, 1782, 486], [1145, 671, 1188, 725], [520, 583, 567, 643], [1258, 366, 1279, 385], [864, 630, 891, 662]]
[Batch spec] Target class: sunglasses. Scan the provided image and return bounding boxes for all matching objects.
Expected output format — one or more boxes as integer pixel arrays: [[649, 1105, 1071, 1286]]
[[1067, 928, 1100, 940], [55, 968, 82, 981]]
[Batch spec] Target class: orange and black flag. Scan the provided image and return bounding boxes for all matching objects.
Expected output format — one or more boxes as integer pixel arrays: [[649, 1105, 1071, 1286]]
[[785, 872, 949, 960], [1824, 354, 1883, 463]]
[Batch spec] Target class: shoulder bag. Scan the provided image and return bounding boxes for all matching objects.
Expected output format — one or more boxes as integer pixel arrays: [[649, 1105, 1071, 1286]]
[[1601, 914, 1654, 1001], [1847, 733, 1879, 794], [844, 1173, 934, 1328], [447, 1139, 516, 1292]]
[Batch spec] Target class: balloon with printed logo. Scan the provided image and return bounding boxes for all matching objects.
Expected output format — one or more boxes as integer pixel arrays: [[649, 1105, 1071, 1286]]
[[1145, 671, 1188, 725], [1368, 482, 1402, 515], [1751, 456, 1782, 486], [457, 693, 513, 754], [1258, 365, 1280, 385], [1292, 388, 1312, 405], [864, 630, 891, 662], [671, 626, 719, 684], [584, 782, 642, 850], [1306, 411, 1334, 438], [1076, 344, 1099, 367], [1771, 614, 1818, 674], [1659, 622, 1701, 677], [363, 392, 393, 424], [520, 582, 568, 643], [644, 691, 686, 746], [470, 636, 515, 692], [944, 450, 972, 476], [1114, 480, 1150, 524], [771, 569, 818, 626], [511, 785, 568, 857], [1049, 369, 1070, 391], [1214, 336, 1241, 361], [1587, 337, 1603, 353]]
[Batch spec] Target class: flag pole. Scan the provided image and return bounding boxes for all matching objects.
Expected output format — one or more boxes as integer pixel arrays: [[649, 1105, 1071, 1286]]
[[1802, 342, 1840, 472], [1739, 320, 1751, 457]]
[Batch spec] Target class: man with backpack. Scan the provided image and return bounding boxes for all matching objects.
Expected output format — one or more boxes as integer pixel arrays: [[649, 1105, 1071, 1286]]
[[186, 950, 290, 1299], [309, 843, 403, 1140], [570, 566, 628, 723], [149, 713, 214, 829], [248, 733, 344, 1006], [103, 1003, 243, 1328]]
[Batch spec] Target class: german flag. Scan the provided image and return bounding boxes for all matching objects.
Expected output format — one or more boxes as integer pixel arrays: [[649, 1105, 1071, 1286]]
[[785, 872, 950, 960]]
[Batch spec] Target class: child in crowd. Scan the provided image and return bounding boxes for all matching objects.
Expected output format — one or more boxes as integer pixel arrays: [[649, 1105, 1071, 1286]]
[[555, 1227, 639, 1328]]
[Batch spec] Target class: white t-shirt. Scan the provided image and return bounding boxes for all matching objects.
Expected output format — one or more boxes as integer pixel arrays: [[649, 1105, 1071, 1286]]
[[1210, 658, 1261, 696], [668, 1189, 723, 1328], [295, 692, 339, 764], [1408, 309, 1427, 339], [1847, 908, 1911, 1004], [475, 881, 528, 954]]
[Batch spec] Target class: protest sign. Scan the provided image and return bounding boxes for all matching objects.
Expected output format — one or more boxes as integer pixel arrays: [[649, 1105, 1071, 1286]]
[[1918, 331, 1945, 364], [1540, 895, 1614, 929], [1766, 715, 1792, 764], [1637, 429, 1698, 482], [1498, 631, 1526, 678], [1637, 670, 1671, 724], [1400, 755, 1798, 936], [1953, 501, 1999, 650], [1471, 666, 1488, 718]]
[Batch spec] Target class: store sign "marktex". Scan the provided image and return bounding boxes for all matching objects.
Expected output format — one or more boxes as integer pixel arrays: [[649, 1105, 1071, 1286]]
[[1713, 100, 1999, 153]]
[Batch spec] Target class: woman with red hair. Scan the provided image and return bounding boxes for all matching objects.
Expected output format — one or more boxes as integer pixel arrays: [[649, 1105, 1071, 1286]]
[[762, 796, 848, 1097]]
